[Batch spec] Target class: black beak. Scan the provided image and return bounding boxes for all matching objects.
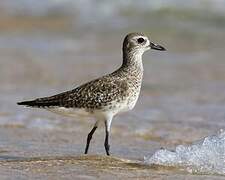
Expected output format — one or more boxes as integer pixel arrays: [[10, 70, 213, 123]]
[[150, 42, 166, 51]]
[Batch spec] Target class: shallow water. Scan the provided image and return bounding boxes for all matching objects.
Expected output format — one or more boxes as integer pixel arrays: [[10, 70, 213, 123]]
[[0, 1, 225, 179]]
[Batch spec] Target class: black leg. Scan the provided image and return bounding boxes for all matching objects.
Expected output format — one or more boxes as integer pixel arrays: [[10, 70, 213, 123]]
[[84, 126, 97, 154], [104, 120, 110, 156], [104, 130, 110, 156]]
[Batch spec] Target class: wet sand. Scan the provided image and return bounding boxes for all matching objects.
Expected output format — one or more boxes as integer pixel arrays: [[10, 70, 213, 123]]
[[0, 154, 224, 179]]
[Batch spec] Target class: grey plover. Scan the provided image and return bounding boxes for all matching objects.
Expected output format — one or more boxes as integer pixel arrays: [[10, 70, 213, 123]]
[[17, 32, 166, 156]]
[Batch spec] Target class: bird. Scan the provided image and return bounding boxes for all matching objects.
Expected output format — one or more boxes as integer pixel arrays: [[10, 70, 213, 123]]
[[17, 32, 166, 156]]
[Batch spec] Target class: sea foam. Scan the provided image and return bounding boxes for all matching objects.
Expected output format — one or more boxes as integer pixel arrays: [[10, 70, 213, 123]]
[[144, 129, 225, 175]]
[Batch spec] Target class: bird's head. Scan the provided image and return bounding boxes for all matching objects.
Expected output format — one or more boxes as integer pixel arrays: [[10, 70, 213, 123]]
[[123, 32, 166, 55]]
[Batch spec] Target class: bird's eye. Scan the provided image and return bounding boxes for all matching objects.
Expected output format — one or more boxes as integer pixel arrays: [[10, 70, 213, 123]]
[[137, 38, 145, 44]]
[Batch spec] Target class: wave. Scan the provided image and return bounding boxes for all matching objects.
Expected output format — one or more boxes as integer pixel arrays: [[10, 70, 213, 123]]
[[144, 129, 225, 175]]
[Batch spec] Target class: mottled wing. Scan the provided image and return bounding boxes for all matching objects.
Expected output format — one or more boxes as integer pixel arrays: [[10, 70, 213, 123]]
[[62, 77, 129, 109], [17, 77, 129, 109]]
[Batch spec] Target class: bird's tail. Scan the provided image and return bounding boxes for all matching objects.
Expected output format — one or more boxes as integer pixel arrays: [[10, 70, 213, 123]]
[[17, 97, 61, 108], [17, 91, 69, 108], [17, 100, 37, 107]]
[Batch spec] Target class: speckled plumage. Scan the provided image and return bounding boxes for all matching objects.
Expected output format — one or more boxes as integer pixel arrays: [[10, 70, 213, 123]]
[[18, 33, 146, 113], [18, 32, 166, 155]]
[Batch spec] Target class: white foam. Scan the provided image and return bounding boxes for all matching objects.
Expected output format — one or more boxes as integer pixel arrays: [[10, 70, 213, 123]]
[[144, 129, 225, 175]]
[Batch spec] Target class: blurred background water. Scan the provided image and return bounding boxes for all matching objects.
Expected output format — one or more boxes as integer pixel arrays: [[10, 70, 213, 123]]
[[0, 0, 225, 179]]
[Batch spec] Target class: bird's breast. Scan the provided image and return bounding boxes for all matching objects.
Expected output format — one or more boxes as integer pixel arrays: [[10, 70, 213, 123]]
[[108, 84, 142, 115], [127, 86, 141, 110]]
